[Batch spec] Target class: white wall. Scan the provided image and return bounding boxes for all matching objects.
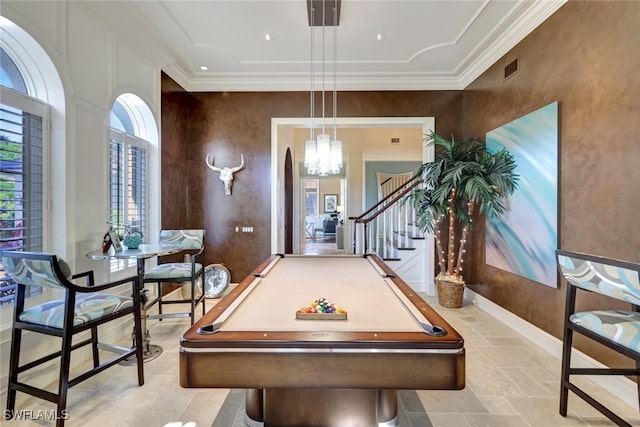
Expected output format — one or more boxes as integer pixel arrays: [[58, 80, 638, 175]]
[[0, 0, 165, 400], [2, 1, 163, 279]]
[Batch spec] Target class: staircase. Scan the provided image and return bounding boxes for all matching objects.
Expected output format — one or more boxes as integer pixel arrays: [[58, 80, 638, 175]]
[[349, 176, 434, 294]]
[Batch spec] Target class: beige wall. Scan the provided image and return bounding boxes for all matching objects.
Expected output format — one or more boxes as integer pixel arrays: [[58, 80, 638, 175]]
[[319, 180, 341, 212], [293, 127, 424, 161], [293, 126, 423, 231]]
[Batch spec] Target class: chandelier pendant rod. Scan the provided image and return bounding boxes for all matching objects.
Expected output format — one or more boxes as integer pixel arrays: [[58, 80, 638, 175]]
[[333, 0, 338, 141], [321, 0, 326, 135], [305, 0, 342, 176], [309, 3, 315, 141]]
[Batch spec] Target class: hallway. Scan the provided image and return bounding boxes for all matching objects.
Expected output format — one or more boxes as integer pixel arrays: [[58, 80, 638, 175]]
[[303, 238, 343, 255]]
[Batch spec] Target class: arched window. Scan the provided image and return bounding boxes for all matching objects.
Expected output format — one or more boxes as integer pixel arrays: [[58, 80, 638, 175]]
[[0, 46, 48, 304], [0, 47, 27, 93], [108, 94, 153, 271]]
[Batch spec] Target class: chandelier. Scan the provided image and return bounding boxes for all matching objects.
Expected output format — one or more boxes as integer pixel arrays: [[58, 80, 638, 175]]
[[304, 0, 342, 176]]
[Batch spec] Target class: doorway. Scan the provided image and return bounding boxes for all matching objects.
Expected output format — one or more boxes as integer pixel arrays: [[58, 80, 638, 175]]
[[270, 117, 435, 258], [301, 177, 345, 255]]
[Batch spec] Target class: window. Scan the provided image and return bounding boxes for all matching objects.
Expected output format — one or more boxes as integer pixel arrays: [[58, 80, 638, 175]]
[[108, 97, 149, 272], [0, 48, 27, 93], [0, 48, 47, 304], [109, 130, 147, 233], [304, 179, 319, 217]]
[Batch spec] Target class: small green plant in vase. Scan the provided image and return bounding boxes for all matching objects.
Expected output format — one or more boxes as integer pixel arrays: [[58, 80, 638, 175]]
[[407, 131, 519, 307]]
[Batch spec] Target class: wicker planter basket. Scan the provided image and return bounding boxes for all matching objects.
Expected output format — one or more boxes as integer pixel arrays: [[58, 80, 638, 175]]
[[436, 278, 465, 308]]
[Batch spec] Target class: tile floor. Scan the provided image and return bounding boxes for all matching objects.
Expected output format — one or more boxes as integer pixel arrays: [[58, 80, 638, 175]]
[[303, 239, 343, 255], [2, 290, 639, 426]]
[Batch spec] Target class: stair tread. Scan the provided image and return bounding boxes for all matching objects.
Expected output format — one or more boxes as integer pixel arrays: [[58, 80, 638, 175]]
[[396, 231, 425, 240], [375, 241, 401, 261], [392, 237, 416, 251]]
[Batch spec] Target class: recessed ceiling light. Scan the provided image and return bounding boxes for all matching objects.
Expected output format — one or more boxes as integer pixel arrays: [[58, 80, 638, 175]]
[[376, 33, 385, 40], [200, 66, 208, 71], [264, 33, 272, 41]]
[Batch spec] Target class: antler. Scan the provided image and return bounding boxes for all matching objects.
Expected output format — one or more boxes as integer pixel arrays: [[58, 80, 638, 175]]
[[229, 154, 245, 173], [205, 153, 222, 172]]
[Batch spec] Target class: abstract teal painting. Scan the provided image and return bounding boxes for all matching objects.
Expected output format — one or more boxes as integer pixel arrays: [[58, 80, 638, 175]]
[[486, 102, 558, 288]]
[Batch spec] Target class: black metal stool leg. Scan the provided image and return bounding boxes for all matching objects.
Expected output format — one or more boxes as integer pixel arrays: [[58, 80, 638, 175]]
[[5, 326, 22, 419]]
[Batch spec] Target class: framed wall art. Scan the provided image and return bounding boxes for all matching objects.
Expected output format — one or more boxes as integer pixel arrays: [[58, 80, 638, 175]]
[[485, 101, 558, 288], [324, 194, 338, 213]]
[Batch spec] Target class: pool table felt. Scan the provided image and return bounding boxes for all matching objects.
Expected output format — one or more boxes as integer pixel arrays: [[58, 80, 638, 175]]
[[222, 255, 424, 332]]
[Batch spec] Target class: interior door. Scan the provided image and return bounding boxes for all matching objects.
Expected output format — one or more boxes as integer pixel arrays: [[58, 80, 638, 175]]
[[284, 148, 293, 253]]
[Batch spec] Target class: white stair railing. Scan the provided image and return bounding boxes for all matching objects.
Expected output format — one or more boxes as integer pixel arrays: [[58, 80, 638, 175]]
[[350, 176, 422, 256]]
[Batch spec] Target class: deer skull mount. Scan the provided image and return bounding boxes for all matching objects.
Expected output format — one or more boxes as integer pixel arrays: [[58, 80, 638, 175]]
[[205, 153, 246, 196]]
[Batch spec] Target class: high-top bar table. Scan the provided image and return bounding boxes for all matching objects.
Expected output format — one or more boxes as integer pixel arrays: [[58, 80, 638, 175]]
[[87, 243, 182, 362]]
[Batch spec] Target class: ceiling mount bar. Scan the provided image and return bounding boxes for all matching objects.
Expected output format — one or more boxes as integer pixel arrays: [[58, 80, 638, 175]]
[[307, 0, 341, 27]]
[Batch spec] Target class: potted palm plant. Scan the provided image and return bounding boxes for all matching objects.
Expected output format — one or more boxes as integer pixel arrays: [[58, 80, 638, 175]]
[[407, 131, 519, 308]]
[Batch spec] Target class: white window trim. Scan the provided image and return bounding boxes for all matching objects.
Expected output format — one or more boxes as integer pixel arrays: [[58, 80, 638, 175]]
[[0, 86, 51, 331], [108, 128, 149, 273]]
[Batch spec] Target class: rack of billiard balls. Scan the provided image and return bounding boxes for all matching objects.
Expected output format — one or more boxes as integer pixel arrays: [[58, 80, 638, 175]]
[[296, 297, 347, 320]]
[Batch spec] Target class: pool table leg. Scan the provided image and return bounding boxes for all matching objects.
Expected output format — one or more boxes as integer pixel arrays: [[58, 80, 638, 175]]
[[245, 389, 264, 424], [378, 389, 398, 425], [247, 388, 397, 426]]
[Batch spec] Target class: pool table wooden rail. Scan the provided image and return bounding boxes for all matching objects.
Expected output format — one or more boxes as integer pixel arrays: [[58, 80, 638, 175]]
[[180, 349, 465, 390], [180, 254, 464, 350], [180, 254, 465, 392]]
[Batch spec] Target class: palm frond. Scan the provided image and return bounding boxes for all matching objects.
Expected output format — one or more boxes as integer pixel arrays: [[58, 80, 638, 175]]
[[406, 132, 519, 281]]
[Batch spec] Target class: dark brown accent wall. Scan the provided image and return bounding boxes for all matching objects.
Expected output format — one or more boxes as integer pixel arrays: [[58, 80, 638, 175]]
[[160, 79, 462, 280], [161, 77, 191, 230], [463, 1, 640, 368]]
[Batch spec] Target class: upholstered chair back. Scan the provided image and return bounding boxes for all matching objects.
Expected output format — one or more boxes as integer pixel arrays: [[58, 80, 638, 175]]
[[159, 230, 205, 250], [2, 252, 66, 290], [557, 252, 640, 304]]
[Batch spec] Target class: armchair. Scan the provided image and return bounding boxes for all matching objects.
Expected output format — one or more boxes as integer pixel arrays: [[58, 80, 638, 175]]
[[322, 217, 338, 237], [1, 251, 144, 427]]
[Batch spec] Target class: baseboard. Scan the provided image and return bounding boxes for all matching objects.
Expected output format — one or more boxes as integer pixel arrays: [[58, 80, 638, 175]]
[[465, 288, 638, 411]]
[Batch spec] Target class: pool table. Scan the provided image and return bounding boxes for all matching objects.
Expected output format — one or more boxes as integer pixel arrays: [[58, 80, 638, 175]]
[[180, 254, 465, 427]]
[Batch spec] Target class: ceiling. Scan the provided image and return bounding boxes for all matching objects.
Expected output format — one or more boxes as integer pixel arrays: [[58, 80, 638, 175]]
[[86, 0, 566, 92]]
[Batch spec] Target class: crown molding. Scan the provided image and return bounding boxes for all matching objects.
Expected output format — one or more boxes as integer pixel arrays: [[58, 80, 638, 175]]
[[163, 66, 466, 92], [458, 0, 567, 89], [116, 0, 568, 93]]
